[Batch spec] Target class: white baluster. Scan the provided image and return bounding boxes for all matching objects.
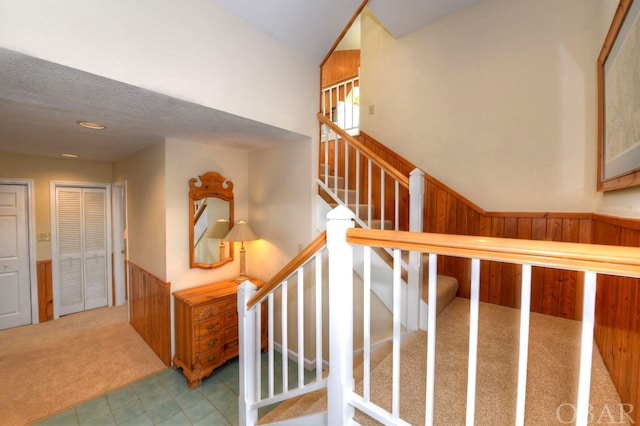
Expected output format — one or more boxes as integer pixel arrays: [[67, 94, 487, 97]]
[[268, 293, 275, 398], [466, 258, 481, 426], [576, 271, 597, 426], [367, 159, 372, 228], [392, 248, 402, 420], [363, 245, 372, 402], [281, 280, 288, 393], [408, 169, 425, 332], [425, 253, 438, 426], [297, 269, 304, 388], [315, 252, 323, 381], [355, 151, 361, 223], [344, 142, 350, 205], [515, 264, 532, 426], [380, 169, 385, 230]]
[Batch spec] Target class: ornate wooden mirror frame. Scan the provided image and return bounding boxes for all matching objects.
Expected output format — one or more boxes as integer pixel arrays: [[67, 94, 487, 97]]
[[189, 171, 234, 269]]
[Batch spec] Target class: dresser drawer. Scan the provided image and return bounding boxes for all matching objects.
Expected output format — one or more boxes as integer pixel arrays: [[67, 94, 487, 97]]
[[225, 325, 238, 341], [197, 332, 224, 353], [197, 346, 224, 370], [224, 339, 239, 358], [225, 310, 238, 324], [195, 296, 235, 321], [197, 315, 224, 337]]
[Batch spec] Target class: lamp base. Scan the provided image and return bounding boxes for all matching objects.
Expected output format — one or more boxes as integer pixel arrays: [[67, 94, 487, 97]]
[[233, 274, 251, 283]]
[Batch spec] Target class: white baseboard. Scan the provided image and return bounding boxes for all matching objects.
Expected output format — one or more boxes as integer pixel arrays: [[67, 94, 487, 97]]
[[273, 342, 330, 372]]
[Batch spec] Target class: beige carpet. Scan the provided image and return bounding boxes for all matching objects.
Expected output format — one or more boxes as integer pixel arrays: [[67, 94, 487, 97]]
[[0, 305, 167, 426], [260, 298, 627, 425]]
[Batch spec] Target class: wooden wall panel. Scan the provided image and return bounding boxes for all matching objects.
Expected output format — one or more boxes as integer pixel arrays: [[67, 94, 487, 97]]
[[321, 50, 360, 88], [37, 259, 53, 322], [128, 261, 172, 366]]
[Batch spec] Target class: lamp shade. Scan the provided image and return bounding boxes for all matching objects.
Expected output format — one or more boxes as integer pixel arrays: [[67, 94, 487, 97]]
[[224, 220, 259, 242], [205, 218, 229, 239]]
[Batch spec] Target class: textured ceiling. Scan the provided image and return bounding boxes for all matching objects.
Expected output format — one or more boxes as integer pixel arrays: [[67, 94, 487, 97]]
[[0, 49, 304, 162], [0, 1, 483, 163]]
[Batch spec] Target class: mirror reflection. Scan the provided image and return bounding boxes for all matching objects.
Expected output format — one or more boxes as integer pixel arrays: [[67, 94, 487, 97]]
[[189, 172, 234, 269]]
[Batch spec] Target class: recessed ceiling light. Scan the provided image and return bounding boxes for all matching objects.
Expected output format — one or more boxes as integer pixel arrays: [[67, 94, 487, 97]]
[[77, 121, 106, 130], [61, 153, 79, 158]]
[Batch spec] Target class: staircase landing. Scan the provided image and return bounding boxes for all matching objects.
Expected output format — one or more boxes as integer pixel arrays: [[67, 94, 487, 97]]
[[258, 298, 626, 425]]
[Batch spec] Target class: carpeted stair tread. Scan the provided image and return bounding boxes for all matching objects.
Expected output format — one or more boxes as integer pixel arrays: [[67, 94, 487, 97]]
[[422, 274, 458, 316], [258, 298, 625, 425], [318, 174, 345, 189], [355, 298, 626, 425], [259, 340, 395, 424], [354, 331, 428, 426], [258, 388, 326, 424]]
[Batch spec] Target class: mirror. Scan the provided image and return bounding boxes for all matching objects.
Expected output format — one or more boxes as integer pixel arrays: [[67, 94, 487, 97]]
[[189, 171, 234, 269]]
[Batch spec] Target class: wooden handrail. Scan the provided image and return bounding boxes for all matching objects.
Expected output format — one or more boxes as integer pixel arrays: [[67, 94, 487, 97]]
[[318, 113, 410, 188], [247, 231, 327, 308], [346, 228, 640, 278]]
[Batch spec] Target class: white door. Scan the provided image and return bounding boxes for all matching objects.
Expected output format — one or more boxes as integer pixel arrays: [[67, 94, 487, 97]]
[[55, 186, 109, 316], [0, 184, 31, 330]]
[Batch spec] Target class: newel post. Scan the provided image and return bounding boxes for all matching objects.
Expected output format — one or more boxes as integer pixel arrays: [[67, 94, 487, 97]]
[[408, 168, 425, 331], [327, 205, 355, 425], [238, 280, 258, 426]]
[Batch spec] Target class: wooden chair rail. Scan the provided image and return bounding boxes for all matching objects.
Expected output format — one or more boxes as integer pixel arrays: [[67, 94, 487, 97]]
[[346, 228, 640, 278], [247, 231, 327, 308], [318, 113, 410, 188]]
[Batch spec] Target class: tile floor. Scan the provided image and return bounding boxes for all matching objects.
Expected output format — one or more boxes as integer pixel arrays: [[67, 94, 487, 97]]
[[34, 352, 316, 426]]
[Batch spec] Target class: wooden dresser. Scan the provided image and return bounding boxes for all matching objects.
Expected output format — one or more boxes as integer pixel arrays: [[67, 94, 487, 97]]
[[172, 278, 264, 389]]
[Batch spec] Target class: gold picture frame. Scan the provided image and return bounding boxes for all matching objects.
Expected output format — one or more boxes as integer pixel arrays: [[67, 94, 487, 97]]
[[597, 0, 640, 191]]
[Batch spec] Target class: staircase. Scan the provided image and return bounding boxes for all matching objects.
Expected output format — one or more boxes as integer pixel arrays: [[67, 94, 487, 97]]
[[257, 273, 457, 425], [318, 153, 459, 330]]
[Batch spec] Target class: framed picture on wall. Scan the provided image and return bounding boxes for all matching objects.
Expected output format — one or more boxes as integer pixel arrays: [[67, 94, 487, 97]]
[[597, 0, 640, 191]]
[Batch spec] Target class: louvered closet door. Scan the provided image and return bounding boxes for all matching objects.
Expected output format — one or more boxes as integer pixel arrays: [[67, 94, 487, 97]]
[[56, 187, 108, 316], [82, 188, 108, 310]]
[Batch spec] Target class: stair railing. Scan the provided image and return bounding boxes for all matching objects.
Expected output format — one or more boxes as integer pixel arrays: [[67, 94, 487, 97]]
[[238, 231, 328, 426], [326, 205, 640, 426], [318, 113, 410, 233], [321, 76, 360, 136]]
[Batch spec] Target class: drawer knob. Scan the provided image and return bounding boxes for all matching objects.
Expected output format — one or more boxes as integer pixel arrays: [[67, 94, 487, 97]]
[[206, 323, 219, 332], [207, 338, 218, 347], [207, 354, 217, 362]]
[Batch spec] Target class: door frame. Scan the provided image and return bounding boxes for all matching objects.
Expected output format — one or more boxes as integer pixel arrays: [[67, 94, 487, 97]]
[[112, 181, 128, 306], [0, 179, 38, 324], [50, 181, 113, 319]]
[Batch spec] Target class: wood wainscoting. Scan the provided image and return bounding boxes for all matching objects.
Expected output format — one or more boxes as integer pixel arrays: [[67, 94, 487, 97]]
[[128, 261, 172, 366], [353, 131, 640, 419], [36, 259, 53, 322]]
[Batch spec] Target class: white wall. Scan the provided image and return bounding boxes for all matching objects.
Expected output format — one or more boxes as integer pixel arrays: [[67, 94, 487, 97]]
[[164, 139, 250, 291], [113, 143, 167, 278], [360, 0, 619, 212], [248, 139, 315, 280]]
